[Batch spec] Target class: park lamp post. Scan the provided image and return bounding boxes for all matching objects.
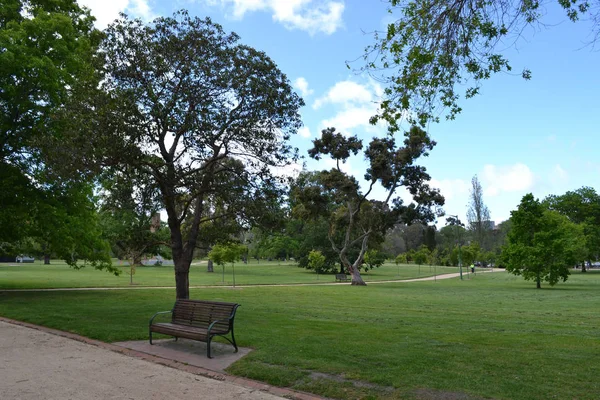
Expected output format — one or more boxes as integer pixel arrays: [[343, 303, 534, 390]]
[[447, 215, 463, 281]]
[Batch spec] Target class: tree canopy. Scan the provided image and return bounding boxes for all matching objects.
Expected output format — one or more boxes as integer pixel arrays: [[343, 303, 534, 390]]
[[545, 186, 600, 271], [61, 11, 303, 298], [293, 126, 444, 285], [502, 193, 585, 288]]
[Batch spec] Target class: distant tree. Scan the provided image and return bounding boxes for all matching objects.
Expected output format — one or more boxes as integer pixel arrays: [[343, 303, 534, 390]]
[[395, 253, 407, 265], [503, 194, 586, 288], [99, 170, 171, 283], [208, 243, 247, 287], [293, 126, 444, 285], [307, 250, 326, 275], [413, 245, 429, 266], [61, 12, 303, 299], [545, 187, 600, 272], [363, 249, 386, 271], [382, 224, 407, 256], [467, 175, 491, 249], [362, 0, 600, 127], [445, 216, 466, 267], [423, 225, 437, 251]]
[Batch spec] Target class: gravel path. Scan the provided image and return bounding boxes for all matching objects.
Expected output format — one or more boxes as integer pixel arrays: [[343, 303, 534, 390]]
[[0, 320, 286, 400]]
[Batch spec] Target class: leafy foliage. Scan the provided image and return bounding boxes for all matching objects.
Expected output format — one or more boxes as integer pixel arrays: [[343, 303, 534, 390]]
[[307, 250, 326, 274], [502, 193, 586, 288], [60, 11, 303, 298], [0, 0, 107, 268], [293, 126, 444, 285], [363, 0, 600, 127], [545, 186, 600, 271]]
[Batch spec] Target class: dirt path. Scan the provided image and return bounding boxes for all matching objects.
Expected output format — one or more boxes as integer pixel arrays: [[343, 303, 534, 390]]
[[0, 269, 504, 292]]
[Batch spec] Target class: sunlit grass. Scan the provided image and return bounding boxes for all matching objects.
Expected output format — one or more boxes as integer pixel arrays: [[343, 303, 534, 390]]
[[1, 270, 599, 399], [0, 259, 460, 289]]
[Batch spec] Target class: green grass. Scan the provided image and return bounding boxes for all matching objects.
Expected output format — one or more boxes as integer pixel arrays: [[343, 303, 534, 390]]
[[1, 270, 599, 399], [0, 259, 459, 289]]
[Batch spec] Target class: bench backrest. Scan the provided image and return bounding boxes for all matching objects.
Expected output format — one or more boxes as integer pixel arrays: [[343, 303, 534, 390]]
[[172, 299, 239, 332]]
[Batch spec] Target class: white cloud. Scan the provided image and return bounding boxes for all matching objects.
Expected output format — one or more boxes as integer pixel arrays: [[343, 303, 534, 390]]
[[298, 126, 312, 138], [207, 0, 344, 35], [313, 80, 373, 109], [293, 77, 314, 98], [481, 163, 535, 197], [314, 79, 386, 136], [430, 178, 470, 201], [321, 105, 377, 134], [80, 0, 155, 29]]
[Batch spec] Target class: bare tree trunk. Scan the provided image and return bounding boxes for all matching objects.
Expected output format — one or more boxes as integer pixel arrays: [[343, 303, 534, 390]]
[[44, 254, 50, 265], [207, 259, 214, 272], [581, 261, 587, 273], [175, 264, 190, 299], [536, 275, 541, 289], [348, 264, 367, 285]]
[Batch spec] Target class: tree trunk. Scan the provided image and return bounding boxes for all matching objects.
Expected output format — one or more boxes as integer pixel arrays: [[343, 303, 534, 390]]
[[339, 262, 344, 274], [581, 261, 587, 273], [175, 266, 190, 299], [536, 275, 541, 289], [207, 259, 214, 272], [44, 254, 50, 265], [347, 262, 367, 286]]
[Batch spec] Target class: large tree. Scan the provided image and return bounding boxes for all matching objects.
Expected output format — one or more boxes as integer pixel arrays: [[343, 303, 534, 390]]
[[363, 0, 600, 127], [294, 126, 444, 285], [466, 175, 491, 249], [545, 186, 600, 272], [502, 193, 585, 288], [62, 12, 303, 299], [1, 0, 102, 250]]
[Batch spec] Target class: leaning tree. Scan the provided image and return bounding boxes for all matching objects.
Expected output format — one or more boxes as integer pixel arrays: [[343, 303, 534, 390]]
[[61, 12, 303, 298], [293, 127, 444, 285]]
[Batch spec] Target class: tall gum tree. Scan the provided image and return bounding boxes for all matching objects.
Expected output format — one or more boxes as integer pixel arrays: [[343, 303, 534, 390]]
[[466, 174, 491, 250], [293, 126, 444, 285], [64, 12, 303, 299]]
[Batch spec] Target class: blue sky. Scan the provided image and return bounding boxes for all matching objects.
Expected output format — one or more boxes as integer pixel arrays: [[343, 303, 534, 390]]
[[79, 0, 600, 226]]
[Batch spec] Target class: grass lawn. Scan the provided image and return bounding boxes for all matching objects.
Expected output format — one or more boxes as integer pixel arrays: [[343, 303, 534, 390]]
[[0, 259, 459, 289], [1, 270, 599, 399]]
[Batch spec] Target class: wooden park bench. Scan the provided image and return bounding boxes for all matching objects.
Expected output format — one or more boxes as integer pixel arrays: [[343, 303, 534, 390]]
[[335, 273, 349, 282], [149, 299, 240, 358]]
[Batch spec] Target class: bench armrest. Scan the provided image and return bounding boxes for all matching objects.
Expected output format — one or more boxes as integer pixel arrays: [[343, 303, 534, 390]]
[[207, 317, 232, 334], [149, 310, 172, 326]]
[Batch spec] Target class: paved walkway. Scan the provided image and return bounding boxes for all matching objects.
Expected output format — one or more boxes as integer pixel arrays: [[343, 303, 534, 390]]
[[0, 320, 322, 400]]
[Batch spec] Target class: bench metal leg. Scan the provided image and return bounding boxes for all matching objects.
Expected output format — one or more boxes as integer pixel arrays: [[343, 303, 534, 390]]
[[149, 329, 153, 345], [207, 336, 213, 359], [231, 330, 238, 353]]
